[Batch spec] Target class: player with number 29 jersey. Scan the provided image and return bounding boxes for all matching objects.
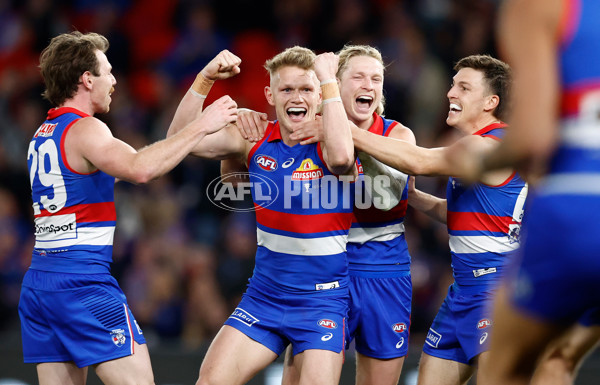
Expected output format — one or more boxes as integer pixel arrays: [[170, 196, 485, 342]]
[[27, 107, 116, 273]]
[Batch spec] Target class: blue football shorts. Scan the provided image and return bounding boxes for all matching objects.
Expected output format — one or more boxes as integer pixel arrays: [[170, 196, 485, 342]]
[[19, 269, 146, 368], [422, 283, 495, 364], [224, 283, 348, 356], [346, 271, 412, 358], [508, 194, 600, 324]]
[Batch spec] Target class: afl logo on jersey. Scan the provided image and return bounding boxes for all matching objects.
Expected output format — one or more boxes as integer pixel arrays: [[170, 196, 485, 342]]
[[392, 322, 407, 333], [318, 319, 338, 329], [255, 154, 278, 171], [477, 319, 492, 329]]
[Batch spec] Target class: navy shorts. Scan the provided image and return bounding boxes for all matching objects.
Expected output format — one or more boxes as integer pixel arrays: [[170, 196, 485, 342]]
[[19, 269, 146, 368], [224, 283, 348, 356], [346, 271, 411, 358], [422, 283, 494, 364]]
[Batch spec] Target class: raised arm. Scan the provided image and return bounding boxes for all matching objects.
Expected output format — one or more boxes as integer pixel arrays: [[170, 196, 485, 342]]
[[66, 95, 238, 184], [314, 53, 356, 176], [167, 50, 241, 138]]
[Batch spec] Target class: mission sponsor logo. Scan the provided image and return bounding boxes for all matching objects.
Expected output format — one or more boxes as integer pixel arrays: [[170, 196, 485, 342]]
[[291, 159, 324, 180], [254, 154, 278, 171]]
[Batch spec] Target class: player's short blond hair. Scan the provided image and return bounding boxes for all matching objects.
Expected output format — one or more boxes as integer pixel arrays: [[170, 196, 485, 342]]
[[264, 46, 316, 78], [337, 44, 386, 115]]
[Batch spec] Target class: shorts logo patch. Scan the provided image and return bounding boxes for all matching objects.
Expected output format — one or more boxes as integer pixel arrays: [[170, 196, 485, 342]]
[[396, 337, 405, 349], [229, 307, 259, 327], [392, 322, 407, 333], [321, 332, 333, 341], [477, 319, 492, 329], [110, 329, 126, 347], [318, 319, 338, 329], [480, 332, 489, 345], [134, 320, 143, 335], [425, 328, 442, 348]]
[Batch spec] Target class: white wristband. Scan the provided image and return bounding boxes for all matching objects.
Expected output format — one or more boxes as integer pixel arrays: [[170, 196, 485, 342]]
[[322, 97, 342, 105], [190, 88, 207, 99], [320, 78, 337, 85]]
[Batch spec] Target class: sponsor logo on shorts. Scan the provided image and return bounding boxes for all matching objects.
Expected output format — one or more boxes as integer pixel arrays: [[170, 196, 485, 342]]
[[110, 329, 126, 347], [134, 320, 143, 335], [477, 319, 492, 329], [318, 319, 338, 329], [315, 281, 340, 291], [480, 332, 489, 345], [321, 332, 333, 341], [392, 322, 407, 333], [425, 328, 442, 348], [229, 307, 259, 327], [473, 267, 497, 278], [255, 154, 278, 171], [396, 337, 405, 349]]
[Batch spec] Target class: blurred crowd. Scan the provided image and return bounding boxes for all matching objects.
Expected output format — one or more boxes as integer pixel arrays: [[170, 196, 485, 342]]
[[0, 0, 500, 351]]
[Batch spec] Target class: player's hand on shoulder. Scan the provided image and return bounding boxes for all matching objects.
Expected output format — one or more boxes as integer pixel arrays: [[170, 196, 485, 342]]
[[201, 50, 241, 81], [314, 52, 339, 82], [198, 95, 238, 134], [236, 108, 268, 142]]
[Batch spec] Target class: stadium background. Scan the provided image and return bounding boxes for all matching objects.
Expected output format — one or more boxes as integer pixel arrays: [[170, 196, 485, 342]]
[[0, 0, 597, 383]]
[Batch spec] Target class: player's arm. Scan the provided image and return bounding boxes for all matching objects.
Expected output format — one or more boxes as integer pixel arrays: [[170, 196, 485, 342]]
[[351, 126, 452, 177], [481, 0, 561, 175], [167, 50, 241, 137], [66, 96, 238, 184], [315, 53, 356, 176], [357, 122, 416, 210], [407, 176, 447, 224]]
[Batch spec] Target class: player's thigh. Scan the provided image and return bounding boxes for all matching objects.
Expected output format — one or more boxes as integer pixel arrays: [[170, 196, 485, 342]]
[[37, 362, 88, 385], [197, 325, 278, 385], [417, 352, 473, 385], [480, 287, 558, 385], [95, 341, 153, 385], [295, 348, 344, 385], [355, 352, 405, 385]]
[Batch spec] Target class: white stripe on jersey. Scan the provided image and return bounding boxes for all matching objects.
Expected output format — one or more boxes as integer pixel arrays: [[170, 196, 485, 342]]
[[35, 226, 115, 249], [257, 228, 347, 256], [561, 119, 600, 149], [347, 222, 405, 244], [449, 234, 520, 254]]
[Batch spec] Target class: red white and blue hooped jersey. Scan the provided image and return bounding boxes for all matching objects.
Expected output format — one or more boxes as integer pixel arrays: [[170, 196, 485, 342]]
[[447, 123, 528, 286], [247, 121, 355, 293], [542, 0, 600, 194], [27, 107, 116, 274], [347, 114, 411, 273]]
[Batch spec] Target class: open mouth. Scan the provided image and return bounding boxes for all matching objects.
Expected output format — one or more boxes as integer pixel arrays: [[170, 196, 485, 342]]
[[449, 102, 462, 114], [356, 95, 373, 111], [287, 107, 307, 122]]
